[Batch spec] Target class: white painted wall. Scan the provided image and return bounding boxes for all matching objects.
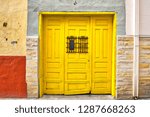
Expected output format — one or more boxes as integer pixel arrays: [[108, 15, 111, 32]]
[[140, 0, 150, 36], [126, 0, 140, 97], [126, 0, 134, 35], [126, 0, 150, 36]]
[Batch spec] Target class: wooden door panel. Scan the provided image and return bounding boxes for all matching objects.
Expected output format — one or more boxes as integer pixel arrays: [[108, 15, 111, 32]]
[[43, 17, 64, 94], [65, 17, 91, 94], [91, 16, 113, 94]]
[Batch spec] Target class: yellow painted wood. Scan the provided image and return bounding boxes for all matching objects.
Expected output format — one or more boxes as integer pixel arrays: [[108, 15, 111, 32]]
[[112, 13, 117, 97], [91, 16, 113, 94], [39, 12, 116, 15], [39, 12, 116, 96], [43, 16, 65, 94], [64, 16, 91, 94], [39, 14, 44, 97]]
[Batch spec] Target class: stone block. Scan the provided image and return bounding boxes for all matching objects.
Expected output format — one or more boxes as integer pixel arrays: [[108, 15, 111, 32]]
[[117, 36, 133, 99], [139, 37, 150, 98], [26, 37, 38, 98]]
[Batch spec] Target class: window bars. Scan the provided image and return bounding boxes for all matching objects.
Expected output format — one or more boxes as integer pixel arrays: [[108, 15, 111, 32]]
[[66, 36, 88, 53]]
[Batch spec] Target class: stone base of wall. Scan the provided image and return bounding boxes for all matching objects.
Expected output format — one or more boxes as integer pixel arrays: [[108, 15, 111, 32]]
[[139, 38, 150, 98], [117, 36, 133, 99], [116, 36, 150, 99], [26, 37, 38, 98]]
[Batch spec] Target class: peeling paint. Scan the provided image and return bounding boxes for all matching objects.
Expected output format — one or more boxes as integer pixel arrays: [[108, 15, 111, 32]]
[[0, 0, 27, 56]]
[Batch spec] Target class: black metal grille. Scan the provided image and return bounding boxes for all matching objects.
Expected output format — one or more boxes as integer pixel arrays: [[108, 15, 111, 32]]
[[66, 36, 77, 53], [78, 36, 88, 53], [66, 36, 88, 53]]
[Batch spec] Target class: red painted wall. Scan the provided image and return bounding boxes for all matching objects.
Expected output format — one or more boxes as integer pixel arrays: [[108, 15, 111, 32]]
[[0, 56, 27, 98]]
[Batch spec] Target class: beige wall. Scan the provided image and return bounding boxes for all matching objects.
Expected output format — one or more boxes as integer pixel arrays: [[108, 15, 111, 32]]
[[0, 0, 27, 56], [140, 0, 150, 36]]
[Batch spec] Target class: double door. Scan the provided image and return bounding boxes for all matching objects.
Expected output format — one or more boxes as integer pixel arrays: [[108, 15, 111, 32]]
[[43, 15, 112, 95]]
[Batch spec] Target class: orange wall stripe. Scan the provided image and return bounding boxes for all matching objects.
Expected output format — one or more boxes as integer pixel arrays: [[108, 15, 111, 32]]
[[0, 56, 27, 98]]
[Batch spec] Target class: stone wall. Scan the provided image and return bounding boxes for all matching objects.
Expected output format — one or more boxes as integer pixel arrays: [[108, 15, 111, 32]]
[[117, 36, 133, 99], [26, 37, 38, 98], [139, 38, 150, 98]]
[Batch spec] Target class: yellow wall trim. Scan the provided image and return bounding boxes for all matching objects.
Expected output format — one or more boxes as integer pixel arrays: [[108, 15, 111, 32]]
[[39, 12, 116, 15]]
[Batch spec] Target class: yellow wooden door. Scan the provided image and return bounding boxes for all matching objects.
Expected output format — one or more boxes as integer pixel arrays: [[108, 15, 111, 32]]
[[43, 16, 64, 94], [43, 15, 113, 95], [64, 16, 91, 94], [91, 16, 112, 94]]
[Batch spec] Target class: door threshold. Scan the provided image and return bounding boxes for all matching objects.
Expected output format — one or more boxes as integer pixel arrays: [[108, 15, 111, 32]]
[[39, 94, 114, 100]]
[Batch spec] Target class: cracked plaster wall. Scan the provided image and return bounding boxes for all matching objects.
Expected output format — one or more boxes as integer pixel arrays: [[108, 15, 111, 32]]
[[0, 0, 27, 56], [28, 0, 125, 36]]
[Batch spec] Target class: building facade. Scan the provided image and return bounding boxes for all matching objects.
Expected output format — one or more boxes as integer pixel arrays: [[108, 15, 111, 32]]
[[0, 0, 27, 97], [0, 0, 150, 99]]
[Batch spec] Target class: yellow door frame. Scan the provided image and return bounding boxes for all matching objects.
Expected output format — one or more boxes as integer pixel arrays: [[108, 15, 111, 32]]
[[38, 12, 117, 98]]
